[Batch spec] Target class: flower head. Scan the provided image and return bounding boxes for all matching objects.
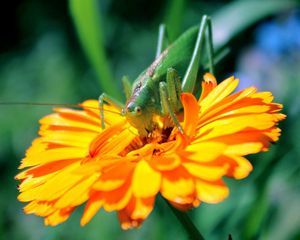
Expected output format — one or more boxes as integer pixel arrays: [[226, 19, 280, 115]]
[[16, 73, 285, 229]]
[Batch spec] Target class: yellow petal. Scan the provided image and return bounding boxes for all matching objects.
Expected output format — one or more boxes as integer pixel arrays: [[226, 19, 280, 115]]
[[161, 167, 195, 201], [183, 162, 228, 181], [81, 193, 103, 226], [19, 162, 83, 202], [150, 153, 181, 171], [44, 207, 74, 226], [227, 156, 253, 179], [183, 142, 226, 162], [224, 142, 263, 156], [200, 77, 238, 112], [41, 130, 97, 148], [130, 197, 155, 220], [40, 113, 100, 133], [199, 113, 277, 140], [24, 201, 56, 217], [198, 86, 257, 125], [132, 160, 161, 198], [102, 179, 132, 211], [93, 162, 134, 191], [20, 147, 87, 168], [54, 174, 99, 208], [195, 179, 229, 203]]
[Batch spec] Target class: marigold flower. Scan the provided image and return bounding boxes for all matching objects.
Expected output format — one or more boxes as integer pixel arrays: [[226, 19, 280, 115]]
[[16, 73, 285, 229]]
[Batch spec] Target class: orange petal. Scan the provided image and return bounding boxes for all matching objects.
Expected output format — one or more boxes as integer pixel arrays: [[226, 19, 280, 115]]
[[181, 93, 199, 137], [17, 159, 78, 179], [199, 73, 217, 101], [102, 177, 132, 212], [150, 153, 181, 171], [93, 162, 134, 191], [89, 120, 127, 157]]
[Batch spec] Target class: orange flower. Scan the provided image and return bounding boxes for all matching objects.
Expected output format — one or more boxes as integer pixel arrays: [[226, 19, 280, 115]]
[[16, 73, 285, 229]]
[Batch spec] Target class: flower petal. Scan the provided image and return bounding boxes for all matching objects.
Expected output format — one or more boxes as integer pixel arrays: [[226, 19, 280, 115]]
[[132, 160, 161, 198], [200, 76, 239, 112], [183, 141, 226, 162], [199, 72, 217, 101], [195, 179, 229, 204], [80, 192, 103, 226], [161, 166, 195, 202], [181, 93, 199, 137], [93, 162, 134, 191], [183, 162, 228, 181], [20, 147, 87, 168], [150, 153, 181, 171], [44, 207, 75, 226], [54, 174, 99, 208]]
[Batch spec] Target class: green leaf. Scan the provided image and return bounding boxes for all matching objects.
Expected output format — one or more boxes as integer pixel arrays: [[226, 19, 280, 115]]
[[165, 0, 187, 43], [212, 0, 297, 49], [242, 190, 269, 239], [69, 0, 119, 99]]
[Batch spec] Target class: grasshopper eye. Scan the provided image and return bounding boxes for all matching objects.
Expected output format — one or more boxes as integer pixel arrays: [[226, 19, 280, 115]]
[[135, 106, 142, 115]]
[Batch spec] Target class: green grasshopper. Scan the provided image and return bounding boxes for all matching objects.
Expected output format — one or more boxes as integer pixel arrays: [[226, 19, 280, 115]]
[[99, 15, 214, 137]]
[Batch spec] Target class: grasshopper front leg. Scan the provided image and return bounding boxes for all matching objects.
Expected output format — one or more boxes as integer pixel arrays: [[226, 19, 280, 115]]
[[159, 68, 184, 134], [98, 93, 124, 129]]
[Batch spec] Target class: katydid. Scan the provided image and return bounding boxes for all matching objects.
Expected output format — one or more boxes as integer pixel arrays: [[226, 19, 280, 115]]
[[99, 15, 214, 137]]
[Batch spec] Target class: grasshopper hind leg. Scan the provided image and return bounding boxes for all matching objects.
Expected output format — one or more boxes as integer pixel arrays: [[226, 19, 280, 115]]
[[182, 15, 214, 93], [155, 24, 168, 59]]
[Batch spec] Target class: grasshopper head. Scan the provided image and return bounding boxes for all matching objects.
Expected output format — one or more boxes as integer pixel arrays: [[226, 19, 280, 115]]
[[123, 100, 156, 137]]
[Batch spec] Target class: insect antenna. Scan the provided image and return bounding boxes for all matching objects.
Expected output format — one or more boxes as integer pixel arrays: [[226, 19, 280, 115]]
[[0, 101, 122, 115]]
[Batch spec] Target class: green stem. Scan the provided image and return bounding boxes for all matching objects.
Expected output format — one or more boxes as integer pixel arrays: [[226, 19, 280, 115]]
[[165, 200, 205, 240]]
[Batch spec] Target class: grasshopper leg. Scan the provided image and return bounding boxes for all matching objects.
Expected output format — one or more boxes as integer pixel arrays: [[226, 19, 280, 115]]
[[155, 24, 168, 59], [182, 15, 214, 92], [205, 17, 214, 74], [98, 93, 124, 129], [159, 69, 184, 134], [166, 68, 182, 111]]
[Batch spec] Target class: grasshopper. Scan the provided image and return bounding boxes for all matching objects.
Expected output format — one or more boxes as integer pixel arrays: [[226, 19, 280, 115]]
[[99, 15, 214, 137]]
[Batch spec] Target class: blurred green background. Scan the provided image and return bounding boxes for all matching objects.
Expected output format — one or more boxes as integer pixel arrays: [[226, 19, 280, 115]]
[[0, 0, 300, 239]]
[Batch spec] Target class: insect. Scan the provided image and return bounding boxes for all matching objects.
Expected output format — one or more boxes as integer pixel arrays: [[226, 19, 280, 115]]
[[0, 16, 215, 138], [99, 15, 215, 137]]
